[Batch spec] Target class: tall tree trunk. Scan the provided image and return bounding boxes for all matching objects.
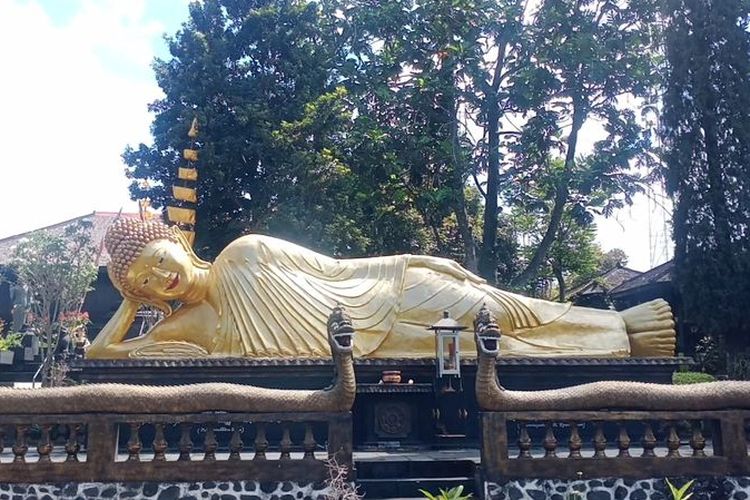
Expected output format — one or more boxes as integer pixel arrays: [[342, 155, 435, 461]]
[[451, 122, 478, 271], [512, 182, 569, 288], [554, 265, 566, 303], [478, 95, 500, 279], [478, 36, 509, 282], [453, 190, 478, 271], [511, 100, 586, 288], [448, 86, 478, 271]]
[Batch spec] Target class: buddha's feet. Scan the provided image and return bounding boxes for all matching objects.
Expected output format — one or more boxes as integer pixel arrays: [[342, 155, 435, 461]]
[[621, 299, 676, 357]]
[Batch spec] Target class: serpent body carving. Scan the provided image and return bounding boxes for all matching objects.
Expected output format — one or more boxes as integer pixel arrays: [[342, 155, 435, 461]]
[[0, 307, 356, 415], [474, 304, 750, 412]]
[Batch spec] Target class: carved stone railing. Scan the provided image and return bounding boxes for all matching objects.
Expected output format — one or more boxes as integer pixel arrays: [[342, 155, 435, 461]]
[[0, 412, 352, 483], [480, 410, 750, 481]]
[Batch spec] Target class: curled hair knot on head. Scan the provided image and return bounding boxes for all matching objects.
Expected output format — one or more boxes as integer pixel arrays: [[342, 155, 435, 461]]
[[104, 218, 185, 315]]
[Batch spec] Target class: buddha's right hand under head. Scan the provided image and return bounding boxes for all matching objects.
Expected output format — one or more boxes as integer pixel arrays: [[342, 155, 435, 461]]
[[87, 298, 142, 358]]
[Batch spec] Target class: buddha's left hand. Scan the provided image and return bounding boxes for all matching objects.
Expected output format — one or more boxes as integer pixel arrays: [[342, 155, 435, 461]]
[[409, 255, 486, 284]]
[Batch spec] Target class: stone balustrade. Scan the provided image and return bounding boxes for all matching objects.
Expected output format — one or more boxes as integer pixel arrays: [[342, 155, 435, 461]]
[[480, 409, 750, 499], [0, 411, 352, 485]]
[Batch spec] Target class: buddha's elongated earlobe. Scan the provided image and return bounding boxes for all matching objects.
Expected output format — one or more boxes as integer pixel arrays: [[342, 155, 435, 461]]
[[171, 226, 210, 270]]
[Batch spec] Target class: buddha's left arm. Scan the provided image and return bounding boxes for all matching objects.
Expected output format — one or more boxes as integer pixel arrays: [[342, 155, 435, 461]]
[[407, 255, 486, 284]]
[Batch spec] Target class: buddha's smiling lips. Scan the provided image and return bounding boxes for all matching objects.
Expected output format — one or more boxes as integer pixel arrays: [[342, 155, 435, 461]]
[[166, 273, 180, 291]]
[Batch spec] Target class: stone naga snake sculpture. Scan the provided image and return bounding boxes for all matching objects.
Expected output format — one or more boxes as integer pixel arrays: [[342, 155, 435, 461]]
[[474, 304, 750, 412], [0, 306, 356, 414]]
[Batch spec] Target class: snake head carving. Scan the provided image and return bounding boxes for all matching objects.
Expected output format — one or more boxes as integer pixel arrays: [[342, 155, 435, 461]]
[[327, 305, 355, 355], [474, 304, 501, 358]]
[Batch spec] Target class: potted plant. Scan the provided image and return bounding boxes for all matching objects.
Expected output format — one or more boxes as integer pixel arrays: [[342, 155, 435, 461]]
[[0, 322, 24, 365]]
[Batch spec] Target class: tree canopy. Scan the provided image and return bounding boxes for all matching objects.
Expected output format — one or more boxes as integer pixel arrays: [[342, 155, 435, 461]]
[[125, 1, 344, 257], [124, 0, 663, 291]]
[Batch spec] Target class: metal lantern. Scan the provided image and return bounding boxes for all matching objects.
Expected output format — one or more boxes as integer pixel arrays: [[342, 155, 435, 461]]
[[428, 311, 466, 378]]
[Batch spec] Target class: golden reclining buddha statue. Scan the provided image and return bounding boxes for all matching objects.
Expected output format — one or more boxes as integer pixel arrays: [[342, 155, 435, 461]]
[[88, 218, 676, 359]]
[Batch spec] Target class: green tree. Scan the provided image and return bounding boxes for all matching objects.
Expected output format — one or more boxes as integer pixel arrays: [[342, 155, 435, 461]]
[[125, 0, 442, 260], [271, 87, 434, 255], [331, 0, 509, 268], [337, 0, 659, 281], [511, 207, 603, 301], [548, 219, 603, 302], [599, 248, 629, 273], [124, 0, 343, 258], [661, 0, 750, 347], [456, 0, 535, 280], [504, 0, 659, 287], [11, 223, 98, 386]]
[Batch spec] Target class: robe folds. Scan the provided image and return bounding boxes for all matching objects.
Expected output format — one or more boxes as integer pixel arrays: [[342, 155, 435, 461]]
[[209, 235, 630, 358]]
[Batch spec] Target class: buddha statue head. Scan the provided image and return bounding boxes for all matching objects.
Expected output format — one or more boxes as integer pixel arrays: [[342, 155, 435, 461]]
[[105, 218, 210, 314]]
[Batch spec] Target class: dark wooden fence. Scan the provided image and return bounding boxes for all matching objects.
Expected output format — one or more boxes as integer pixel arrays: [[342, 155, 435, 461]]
[[0, 411, 352, 483], [481, 410, 750, 482]]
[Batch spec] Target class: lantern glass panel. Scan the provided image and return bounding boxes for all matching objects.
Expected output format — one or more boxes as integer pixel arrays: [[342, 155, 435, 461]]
[[443, 336, 456, 370], [437, 331, 461, 376]]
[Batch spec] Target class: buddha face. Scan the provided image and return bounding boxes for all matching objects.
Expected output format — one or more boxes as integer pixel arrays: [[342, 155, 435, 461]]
[[125, 239, 195, 301]]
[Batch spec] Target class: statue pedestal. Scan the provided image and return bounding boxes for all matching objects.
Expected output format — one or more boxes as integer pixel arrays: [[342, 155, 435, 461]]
[[70, 356, 690, 386], [70, 356, 690, 448], [354, 383, 435, 449]]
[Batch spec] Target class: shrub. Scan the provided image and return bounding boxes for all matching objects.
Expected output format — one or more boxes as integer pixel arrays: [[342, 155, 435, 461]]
[[0, 331, 23, 351], [672, 371, 717, 385], [694, 336, 722, 374], [323, 457, 362, 500], [420, 486, 472, 500], [666, 478, 694, 500]]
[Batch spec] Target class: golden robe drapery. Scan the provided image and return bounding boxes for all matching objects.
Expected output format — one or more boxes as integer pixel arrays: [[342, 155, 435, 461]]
[[208, 235, 630, 358]]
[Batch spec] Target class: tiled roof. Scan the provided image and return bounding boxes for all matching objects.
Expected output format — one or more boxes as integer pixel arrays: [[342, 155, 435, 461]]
[[611, 259, 674, 294], [567, 265, 643, 299], [0, 212, 140, 267]]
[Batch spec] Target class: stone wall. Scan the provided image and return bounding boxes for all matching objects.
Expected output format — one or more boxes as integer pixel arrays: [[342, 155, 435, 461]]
[[486, 477, 750, 500], [0, 481, 334, 500]]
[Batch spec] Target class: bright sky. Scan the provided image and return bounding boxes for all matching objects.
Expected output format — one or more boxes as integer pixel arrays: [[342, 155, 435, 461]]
[[0, 0, 672, 271], [0, 0, 186, 237]]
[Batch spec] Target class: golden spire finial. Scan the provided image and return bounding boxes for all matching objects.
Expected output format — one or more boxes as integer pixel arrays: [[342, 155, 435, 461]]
[[188, 117, 199, 139], [167, 116, 200, 246], [137, 198, 155, 221]]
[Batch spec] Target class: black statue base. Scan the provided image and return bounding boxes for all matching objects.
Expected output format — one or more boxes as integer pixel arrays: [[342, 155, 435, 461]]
[[70, 357, 690, 449]]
